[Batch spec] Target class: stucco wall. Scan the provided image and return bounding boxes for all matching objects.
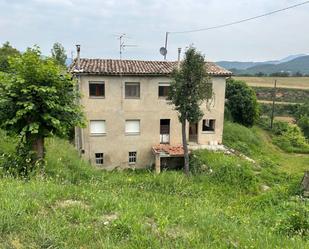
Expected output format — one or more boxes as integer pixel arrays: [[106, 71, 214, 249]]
[[78, 75, 226, 169]]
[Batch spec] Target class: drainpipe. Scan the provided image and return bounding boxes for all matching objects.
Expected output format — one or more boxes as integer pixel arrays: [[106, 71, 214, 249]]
[[177, 48, 182, 69], [74, 44, 83, 154]]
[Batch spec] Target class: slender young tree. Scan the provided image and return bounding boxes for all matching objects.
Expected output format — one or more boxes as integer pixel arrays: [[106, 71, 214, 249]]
[[51, 42, 67, 67], [169, 47, 211, 175], [0, 46, 84, 165]]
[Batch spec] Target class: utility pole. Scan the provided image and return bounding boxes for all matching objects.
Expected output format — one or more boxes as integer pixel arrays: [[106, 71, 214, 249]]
[[164, 32, 169, 60], [270, 79, 277, 129]]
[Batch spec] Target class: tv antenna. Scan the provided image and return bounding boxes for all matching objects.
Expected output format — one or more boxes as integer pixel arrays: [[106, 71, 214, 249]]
[[116, 33, 137, 60]]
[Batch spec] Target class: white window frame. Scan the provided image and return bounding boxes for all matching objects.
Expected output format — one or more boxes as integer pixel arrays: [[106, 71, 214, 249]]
[[125, 120, 140, 135], [90, 120, 106, 135], [128, 151, 137, 164], [95, 153, 104, 165]]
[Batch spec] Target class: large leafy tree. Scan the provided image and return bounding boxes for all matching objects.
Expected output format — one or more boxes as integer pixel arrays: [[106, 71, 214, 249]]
[[226, 78, 259, 127], [0, 41, 20, 72], [169, 47, 211, 175], [51, 42, 67, 67], [0, 46, 84, 163]]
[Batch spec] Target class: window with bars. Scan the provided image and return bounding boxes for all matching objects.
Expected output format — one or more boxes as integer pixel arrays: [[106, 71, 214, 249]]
[[128, 151, 137, 164], [95, 153, 104, 165], [89, 82, 105, 97], [202, 119, 216, 132], [125, 82, 140, 98]]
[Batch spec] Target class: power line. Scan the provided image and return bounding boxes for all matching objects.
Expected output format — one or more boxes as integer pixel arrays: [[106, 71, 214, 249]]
[[169, 1, 309, 34]]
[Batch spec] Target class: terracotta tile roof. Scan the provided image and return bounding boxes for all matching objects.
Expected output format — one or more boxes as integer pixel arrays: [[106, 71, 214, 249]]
[[152, 144, 184, 156], [70, 59, 232, 76]]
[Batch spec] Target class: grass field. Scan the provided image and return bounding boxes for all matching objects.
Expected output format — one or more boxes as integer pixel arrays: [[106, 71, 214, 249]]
[[234, 77, 309, 89], [0, 123, 308, 248]]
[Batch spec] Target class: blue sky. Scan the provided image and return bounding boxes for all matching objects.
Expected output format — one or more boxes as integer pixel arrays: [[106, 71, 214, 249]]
[[0, 0, 308, 62]]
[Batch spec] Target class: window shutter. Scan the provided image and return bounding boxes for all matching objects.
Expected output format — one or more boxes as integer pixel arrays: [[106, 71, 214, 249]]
[[125, 120, 140, 133], [90, 121, 106, 134]]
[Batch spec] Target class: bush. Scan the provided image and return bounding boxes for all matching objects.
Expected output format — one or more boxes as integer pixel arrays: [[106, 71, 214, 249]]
[[226, 78, 259, 127], [297, 115, 309, 139], [272, 121, 309, 153]]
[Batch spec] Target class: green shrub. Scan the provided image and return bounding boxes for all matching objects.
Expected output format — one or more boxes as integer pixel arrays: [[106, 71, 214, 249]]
[[226, 78, 259, 127], [272, 121, 289, 135], [297, 115, 309, 139], [272, 122, 309, 153]]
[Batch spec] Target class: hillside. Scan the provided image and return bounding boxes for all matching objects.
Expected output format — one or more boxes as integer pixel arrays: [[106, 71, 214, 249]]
[[217, 54, 309, 75], [241, 56, 309, 75], [0, 124, 308, 248]]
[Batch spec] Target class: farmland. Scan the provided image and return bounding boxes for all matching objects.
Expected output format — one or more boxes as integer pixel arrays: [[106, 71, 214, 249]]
[[234, 77, 309, 89]]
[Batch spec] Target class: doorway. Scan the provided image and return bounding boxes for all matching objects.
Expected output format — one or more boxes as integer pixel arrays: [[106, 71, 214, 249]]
[[189, 122, 198, 143]]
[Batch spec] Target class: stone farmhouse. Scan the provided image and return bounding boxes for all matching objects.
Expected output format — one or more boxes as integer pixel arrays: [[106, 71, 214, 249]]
[[70, 50, 232, 172]]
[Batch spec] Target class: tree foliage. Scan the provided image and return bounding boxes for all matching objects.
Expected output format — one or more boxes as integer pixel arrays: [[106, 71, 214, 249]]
[[0, 41, 20, 72], [51, 42, 67, 67], [295, 101, 309, 138], [169, 47, 211, 175], [0, 46, 84, 168], [226, 78, 259, 127]]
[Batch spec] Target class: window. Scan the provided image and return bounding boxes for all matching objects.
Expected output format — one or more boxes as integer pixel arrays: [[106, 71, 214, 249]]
[[158, 83, 170, 98], [202, 119, 216, 132], [90, 120, 106, 135], [125, 120, 140, 134], [129, 151, 137, 164], [95, 153, 104, 165], [125, 82, 140, 98], [89, 82, 105, 97], [160, 119, 170, 144]]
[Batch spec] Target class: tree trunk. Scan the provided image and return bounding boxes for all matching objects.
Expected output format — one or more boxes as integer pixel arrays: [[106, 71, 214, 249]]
[[26, 133, 45, 160], [32, 136, 45, 160], [181, 118, 190, 176]]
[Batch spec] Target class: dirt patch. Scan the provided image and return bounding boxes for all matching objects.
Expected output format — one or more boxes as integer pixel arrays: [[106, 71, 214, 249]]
[[99, 212, 119, 225], [54, 199, 89, 209]]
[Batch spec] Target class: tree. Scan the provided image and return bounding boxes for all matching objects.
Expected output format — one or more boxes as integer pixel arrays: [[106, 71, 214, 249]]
[[0, 46, 84, 166], [169, 47, 211, 175], [0, 41, 20, 72], [226, 78, 259, 127], [51, 42, 67, 67]]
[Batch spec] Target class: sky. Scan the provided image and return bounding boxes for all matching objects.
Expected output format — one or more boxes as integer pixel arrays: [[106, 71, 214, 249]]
[[0, 0, 308, 62]]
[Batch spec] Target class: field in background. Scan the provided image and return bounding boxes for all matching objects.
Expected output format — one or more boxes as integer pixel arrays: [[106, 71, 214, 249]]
[[234, 77, 309, 89]]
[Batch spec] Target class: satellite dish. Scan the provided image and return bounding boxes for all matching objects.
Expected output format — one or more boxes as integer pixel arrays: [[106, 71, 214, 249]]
[[159, 47, 167, 56]]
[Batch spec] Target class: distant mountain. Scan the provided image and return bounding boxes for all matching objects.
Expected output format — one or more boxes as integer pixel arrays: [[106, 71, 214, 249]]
[[217, 54, 309, 75], [216, 54, 308, 72], [238, 56, 309, 75]]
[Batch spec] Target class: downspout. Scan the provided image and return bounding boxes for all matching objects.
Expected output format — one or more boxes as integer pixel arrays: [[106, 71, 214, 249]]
[[75, 44, 84, 155]]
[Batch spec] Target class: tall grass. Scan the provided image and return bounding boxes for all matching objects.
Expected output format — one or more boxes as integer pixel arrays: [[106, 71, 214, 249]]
[[0, 126, 308, 248]]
